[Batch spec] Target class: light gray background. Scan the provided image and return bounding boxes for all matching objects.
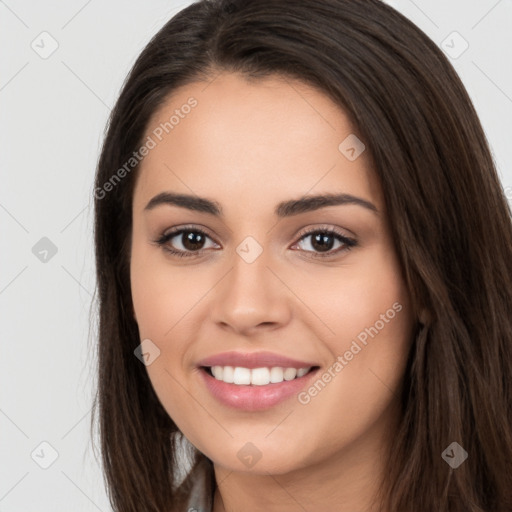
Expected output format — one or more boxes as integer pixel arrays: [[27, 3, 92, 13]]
[[1, 0, 511, 510]]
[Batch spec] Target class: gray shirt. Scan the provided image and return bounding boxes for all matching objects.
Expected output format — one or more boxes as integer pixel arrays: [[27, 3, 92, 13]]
[[179, 457, 215, 512]]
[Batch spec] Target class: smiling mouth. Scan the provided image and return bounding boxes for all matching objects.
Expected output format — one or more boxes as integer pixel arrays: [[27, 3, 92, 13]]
[[201, 365, 320, 386]]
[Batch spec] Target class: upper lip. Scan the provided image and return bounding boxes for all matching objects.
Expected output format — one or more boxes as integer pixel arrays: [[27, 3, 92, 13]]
[[197, 351, 318, 369]]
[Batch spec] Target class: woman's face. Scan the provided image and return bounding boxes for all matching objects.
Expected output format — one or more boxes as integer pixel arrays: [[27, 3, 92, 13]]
[[130, 72, 415, 476]]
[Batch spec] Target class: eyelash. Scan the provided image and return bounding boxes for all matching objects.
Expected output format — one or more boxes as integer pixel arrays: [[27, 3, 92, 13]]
[[153, 224, 358, 259]]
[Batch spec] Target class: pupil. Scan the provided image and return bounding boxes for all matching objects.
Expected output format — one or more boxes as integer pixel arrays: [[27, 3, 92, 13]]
[[183, 231, 204, 250], [312, 233, 334, 252]]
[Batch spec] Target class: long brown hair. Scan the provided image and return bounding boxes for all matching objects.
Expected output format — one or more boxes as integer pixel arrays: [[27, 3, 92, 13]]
[[91, 0, 512, 510]]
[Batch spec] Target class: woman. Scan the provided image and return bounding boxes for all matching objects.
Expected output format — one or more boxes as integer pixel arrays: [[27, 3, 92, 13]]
[[91, 0, 512, 510]]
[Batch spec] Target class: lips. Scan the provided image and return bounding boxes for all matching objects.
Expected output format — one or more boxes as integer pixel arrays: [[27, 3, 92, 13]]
[[196, 351, 321, 410], [196, 350, 318, 369]]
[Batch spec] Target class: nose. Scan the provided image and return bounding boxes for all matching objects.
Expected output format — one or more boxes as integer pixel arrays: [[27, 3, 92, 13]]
[[210, 246, 292, 337]]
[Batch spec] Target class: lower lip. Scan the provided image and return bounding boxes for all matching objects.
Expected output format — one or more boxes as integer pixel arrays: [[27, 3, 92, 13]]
[[199, 367, 319, 411]]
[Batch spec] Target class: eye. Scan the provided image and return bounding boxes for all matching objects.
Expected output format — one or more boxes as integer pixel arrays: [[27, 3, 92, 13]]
[[153, 226, 218, 258], [291, 226, 357, 259], [153, 225, 357, 259]]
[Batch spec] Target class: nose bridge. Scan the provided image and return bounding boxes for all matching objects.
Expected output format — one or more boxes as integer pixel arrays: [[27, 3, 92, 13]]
[[211, 236, 291, 332], [228, 237, 275, 305]]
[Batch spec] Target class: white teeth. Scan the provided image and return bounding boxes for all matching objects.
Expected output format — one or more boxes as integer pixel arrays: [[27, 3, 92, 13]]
[[211, 366, 223, 380], [222, 366, 234, 383], [269, 367, 284, 383], [233, 367, 251, 385], [283, 368, 297, 380], [209, 365, 312, 385], [297, 368, 309, 377], [251, 367, 270, 386]]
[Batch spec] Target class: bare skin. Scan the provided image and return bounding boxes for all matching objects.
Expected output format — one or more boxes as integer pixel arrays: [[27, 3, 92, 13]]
[[129, 72, 415, 512]]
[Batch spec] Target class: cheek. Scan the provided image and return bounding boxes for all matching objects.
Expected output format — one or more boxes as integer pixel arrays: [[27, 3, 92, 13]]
[[129, 243, 213, 427], [292, 299, 412, 465], [342, 273, 409, 345], [130, 239, 205, 340], [310, 244, 411, 353], [306, 248, 413, 429], [337, 254, 413, 388], [130, 253, 203, 437]]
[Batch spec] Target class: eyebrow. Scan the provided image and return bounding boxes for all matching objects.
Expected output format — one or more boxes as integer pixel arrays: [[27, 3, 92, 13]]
[[144, 191, 379, 217]]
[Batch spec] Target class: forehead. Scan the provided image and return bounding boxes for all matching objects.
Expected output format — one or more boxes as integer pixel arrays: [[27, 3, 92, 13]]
[[133, 72, 383, 217]]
